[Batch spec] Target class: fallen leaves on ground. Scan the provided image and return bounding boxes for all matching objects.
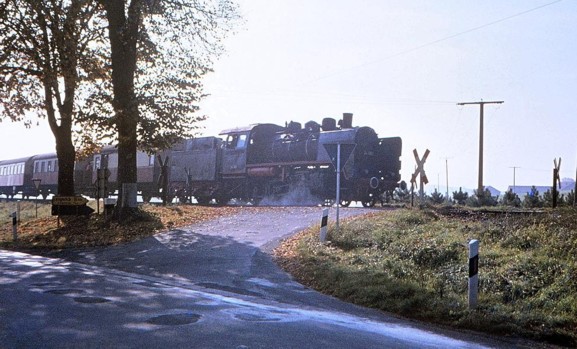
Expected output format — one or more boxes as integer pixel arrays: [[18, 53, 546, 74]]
[[0, 204, 241, 250]]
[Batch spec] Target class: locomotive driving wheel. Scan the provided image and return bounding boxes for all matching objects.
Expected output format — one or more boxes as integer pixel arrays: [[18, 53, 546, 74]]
[[340, 200, 351, 207], [196, 196, 211, 205], [361, 197, 376, 207]]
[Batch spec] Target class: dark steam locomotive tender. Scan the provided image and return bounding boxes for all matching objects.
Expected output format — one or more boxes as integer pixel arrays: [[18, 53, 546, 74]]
[[167, 113, 402, 207]]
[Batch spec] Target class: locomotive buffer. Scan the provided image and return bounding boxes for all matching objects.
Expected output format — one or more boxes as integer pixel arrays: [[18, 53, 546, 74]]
[[323, 142, 356, 229]]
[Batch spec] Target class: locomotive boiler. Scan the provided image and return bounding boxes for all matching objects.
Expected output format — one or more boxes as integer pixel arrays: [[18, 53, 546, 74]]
[[167, 113, 403, 207]]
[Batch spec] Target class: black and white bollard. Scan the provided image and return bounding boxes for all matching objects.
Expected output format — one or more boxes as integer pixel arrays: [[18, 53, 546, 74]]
[[12, 211, 17, 242], [319, 208, 329, 242], [468, 239, 479, 309]]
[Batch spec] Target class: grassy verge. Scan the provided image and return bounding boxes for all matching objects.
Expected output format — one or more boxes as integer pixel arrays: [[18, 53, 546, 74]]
[[274, 207, 577, 347]]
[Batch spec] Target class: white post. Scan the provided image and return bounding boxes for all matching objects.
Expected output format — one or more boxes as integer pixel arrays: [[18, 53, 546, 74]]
[[319, 208, 329, 242], [468, 239, 479, 309]]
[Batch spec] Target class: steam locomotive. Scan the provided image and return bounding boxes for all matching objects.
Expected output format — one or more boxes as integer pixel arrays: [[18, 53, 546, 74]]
[[0, 113, 403, 207]]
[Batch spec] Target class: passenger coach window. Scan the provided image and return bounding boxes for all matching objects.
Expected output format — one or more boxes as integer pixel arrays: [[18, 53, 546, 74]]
[[47, 161, 52, 172]]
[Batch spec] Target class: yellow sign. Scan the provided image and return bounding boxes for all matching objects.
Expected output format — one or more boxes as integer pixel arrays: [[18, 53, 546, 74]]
[[52, 196, 89, 206]]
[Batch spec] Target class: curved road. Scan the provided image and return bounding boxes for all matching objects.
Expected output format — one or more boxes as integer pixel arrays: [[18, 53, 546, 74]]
[[0, 207, 545, 348]]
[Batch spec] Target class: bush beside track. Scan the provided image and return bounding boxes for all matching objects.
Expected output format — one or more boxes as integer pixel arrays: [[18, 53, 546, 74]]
[[273, 206, 577, 347]]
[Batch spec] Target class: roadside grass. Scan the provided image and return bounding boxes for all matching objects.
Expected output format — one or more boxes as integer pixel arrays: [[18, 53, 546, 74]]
[[274, 207, 577, 347]]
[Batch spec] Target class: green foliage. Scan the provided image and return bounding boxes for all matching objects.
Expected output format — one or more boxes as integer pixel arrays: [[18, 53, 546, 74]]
[[281, 208, 577, 347], [452, 187, 469, 205], [392, 187, 411, 203], [543, 188, 564, 208], [523, 186, 543, 208], [565, 190, 576, 207], [428, 189, 445, 205], [501, 190, 521, 207], [466, 188, 498, 207]]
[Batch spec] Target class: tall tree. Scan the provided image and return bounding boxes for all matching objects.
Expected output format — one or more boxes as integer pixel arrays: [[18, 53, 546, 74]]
[[0, 0, 105, 196], [95, 0, 239, 211]]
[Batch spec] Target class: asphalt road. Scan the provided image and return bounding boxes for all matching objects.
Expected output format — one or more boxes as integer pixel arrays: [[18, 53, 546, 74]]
[[0, 206, 544, 348]]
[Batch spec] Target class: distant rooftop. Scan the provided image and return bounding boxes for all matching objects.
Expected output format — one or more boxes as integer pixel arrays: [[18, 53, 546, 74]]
[[507, 178, 575, 196]]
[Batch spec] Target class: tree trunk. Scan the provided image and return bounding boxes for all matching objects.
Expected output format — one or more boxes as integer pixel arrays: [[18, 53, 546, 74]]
[[102, 0, 142, 211], [44, 77, 76, 197]]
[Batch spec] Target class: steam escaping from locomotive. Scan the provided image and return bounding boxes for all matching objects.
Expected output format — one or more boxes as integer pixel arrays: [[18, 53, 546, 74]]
[[259, 182, 322, 207]]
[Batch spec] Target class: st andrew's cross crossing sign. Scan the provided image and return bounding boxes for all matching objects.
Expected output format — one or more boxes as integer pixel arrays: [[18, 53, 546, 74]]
[[411, 149, 430, 205], [411, 149, 430, 186]]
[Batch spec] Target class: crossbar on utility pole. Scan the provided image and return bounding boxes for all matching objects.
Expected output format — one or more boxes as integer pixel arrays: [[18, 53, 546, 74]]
[[458, 100, 504, 193]]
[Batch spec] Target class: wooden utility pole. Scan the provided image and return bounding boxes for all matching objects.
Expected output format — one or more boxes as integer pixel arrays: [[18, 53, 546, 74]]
[[509, 166, 520, 193], [457, 100, 504, 193]]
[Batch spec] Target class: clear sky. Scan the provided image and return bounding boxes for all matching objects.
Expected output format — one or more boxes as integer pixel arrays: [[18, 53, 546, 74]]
[[1, 0, 576, 194]]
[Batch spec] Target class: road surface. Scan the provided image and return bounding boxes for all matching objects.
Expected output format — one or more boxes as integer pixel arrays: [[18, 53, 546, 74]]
[[1, 207, 544, 348]]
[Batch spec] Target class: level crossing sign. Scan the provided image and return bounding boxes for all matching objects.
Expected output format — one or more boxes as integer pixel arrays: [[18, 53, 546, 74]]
[[411, 148, 430, 205], [411, 149, 430, 186]]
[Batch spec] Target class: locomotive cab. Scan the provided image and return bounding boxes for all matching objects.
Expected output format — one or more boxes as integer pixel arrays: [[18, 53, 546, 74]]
[[220, 129, 250, 176], [220, 123, 285, 176]]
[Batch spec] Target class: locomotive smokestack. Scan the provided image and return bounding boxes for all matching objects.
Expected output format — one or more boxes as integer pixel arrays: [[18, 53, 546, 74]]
[[342, 113, 353, 129]]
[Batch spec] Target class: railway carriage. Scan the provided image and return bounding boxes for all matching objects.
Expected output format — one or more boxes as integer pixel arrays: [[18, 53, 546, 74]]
[[0, 156, 34, 198]]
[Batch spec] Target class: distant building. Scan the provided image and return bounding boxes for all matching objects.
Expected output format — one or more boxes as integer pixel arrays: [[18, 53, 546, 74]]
[[507, 185, 550, 197], [507, 178, 575, 197], [484, 186, 501, 197]]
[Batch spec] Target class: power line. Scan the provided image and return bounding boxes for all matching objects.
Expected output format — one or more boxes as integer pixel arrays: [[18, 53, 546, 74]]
[[303, 0, 564, 85]]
